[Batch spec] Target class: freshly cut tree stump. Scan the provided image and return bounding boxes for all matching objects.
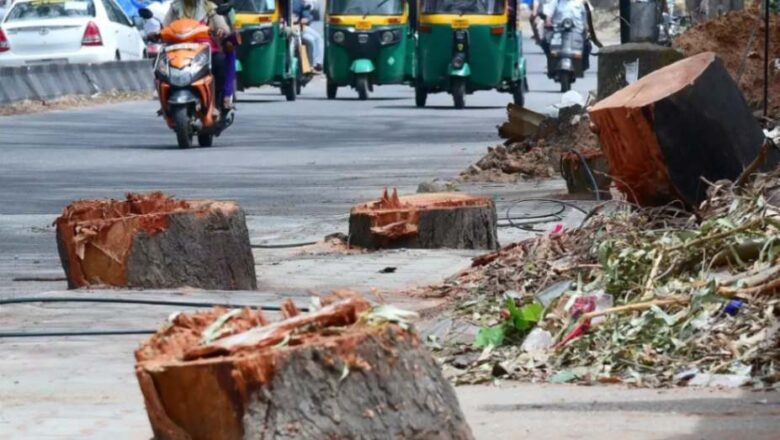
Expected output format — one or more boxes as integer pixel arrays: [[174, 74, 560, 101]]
[[349, 190, 498, 250], [135, 296, 474, 440], [55, 192, 256, 290], [589, 52, 775, 206]]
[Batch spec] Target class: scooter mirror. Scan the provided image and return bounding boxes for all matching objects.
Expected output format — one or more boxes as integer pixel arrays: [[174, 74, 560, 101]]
[[138, 7, 153, 19]]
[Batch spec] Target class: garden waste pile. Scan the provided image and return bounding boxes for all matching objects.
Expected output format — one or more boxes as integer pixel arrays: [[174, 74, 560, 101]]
[[425, 168, 780, 389]]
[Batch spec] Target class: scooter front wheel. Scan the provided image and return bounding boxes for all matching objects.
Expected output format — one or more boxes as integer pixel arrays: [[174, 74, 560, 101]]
[[559, 72, 572, 93], [172, 106, 192, 149]]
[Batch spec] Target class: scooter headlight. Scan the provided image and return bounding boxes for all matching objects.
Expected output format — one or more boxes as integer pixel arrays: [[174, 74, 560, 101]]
[[380, 30, 394, 45], [332, 30, 345, 44], [190, 47, 210, 71], [562, 18, 574, 30]]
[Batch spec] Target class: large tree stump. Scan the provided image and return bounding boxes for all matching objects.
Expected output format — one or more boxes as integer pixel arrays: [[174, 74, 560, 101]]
[[349, 190, 498, 250], [589, 52, 775, 206], [135, 296, 474, 440], [55, 192, 256, 290]]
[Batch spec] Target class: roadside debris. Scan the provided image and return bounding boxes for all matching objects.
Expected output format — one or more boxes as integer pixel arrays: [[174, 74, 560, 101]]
[[590, 52, 775, 207], [460, 98, 599, 184], [349, 189, 498, 250], [55, 192, 256, 290], [422, 168, 780, 389], [135, 295, 474, 440], [673, 8, 780, 119], [0, 91, 153, 117]]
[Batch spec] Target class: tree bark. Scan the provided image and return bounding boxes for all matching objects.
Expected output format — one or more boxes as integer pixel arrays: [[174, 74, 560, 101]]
[[135, 297, 474, 440], [589, 52, 774, 207], [349, 190, 498, 250], [55, 192, 256, 290]]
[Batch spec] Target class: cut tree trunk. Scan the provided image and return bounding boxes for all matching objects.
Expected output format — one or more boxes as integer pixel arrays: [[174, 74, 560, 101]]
[[135, 296, 474, 440], [589, 52, 774, 207], [349, 190, 498, 250], [55, 192, 256, 290]]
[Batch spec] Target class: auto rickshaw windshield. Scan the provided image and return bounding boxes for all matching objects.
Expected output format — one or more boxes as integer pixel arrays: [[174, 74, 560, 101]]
[[234, 0, 275, 13], [421, 0, 504, 14], [327, 0, 404, 16]]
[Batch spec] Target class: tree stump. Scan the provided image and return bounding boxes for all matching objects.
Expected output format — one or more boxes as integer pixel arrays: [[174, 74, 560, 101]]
[[349, 190, 498, 250], [135, 296, 474, 440], [55, 192, 256, 290], [589, 52, 774, 207]]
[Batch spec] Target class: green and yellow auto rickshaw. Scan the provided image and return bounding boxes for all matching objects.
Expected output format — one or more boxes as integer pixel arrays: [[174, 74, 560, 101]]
[[324, 0, 416, 100], [415, 0, 526, 108], [234, 0, 310, 100]]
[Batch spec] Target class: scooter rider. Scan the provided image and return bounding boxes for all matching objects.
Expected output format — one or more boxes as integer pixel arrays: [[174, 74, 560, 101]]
[[540, 0, 599, 70], [159, 0, 232, 111], [293, 0, 323, 72]]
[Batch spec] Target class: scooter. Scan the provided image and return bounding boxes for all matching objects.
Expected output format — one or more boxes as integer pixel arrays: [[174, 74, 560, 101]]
[[153, 18, 233, 148], [544, 17, 586, 93]]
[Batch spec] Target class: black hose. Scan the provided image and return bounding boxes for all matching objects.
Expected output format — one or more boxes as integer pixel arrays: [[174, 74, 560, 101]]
[[498, 198, 589, 231], [563, 148, 601, 202], [0, 296, 306, 311], [251, 241, 318, 249], [0, 330, 157, 338]]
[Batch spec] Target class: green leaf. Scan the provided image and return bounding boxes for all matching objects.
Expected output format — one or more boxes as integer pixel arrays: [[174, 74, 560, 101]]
[[474, 325, 506, 348], [504, 297, 544, 332]]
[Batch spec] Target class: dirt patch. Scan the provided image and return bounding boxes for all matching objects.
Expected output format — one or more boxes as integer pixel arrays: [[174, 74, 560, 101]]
[[460, 111, 600, 183], [0, 91, 153, 117], [674, 8, 780, 118]]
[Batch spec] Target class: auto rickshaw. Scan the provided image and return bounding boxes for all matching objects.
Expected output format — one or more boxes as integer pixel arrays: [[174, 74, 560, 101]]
[[415, 0, 526, 109], [233, 0, 313, 100], [324, 0, 416, 100]]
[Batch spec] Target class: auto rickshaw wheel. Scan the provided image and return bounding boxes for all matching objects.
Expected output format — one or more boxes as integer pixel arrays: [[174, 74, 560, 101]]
[[452, 78, 466, 109], [415, 86, 427, 108], [513, 82, 525, 107], [355, 75, 369, 101], [559, 72, 572, 93], [327, 80, 338, 99], [283, 78, 297, 101]]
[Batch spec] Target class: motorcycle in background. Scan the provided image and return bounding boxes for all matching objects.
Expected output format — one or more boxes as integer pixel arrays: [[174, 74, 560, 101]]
[[545, 15, 586, 92]]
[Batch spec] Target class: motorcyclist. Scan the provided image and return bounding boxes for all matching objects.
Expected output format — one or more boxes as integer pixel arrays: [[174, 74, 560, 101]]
[[539, 0, 600, 70], [159, 0, 232, 111]]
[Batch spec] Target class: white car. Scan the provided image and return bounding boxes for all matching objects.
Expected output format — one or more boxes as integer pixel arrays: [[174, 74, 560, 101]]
[[0, 0, 144, 67]]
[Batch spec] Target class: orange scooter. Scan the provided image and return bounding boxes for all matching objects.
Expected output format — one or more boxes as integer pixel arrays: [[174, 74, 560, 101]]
[[154, 19, 233, 148]]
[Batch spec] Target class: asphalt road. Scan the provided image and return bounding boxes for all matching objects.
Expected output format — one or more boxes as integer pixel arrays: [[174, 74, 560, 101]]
[[0, 37, 594, 216]]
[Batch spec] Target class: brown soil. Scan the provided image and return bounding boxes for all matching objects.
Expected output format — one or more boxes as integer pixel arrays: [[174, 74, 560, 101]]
[[673, 8, 780, 118], [460, 115, 600, 183]]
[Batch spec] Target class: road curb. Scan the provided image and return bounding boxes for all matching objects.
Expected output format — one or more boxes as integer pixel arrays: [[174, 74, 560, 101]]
[[0, 60, 153, 105]]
